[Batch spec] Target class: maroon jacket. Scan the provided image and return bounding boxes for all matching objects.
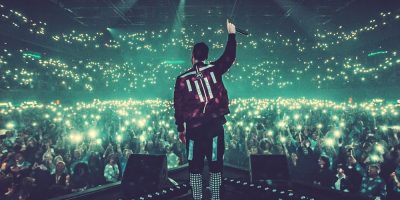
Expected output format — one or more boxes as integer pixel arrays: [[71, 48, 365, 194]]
[[174, 34, 236, 132]]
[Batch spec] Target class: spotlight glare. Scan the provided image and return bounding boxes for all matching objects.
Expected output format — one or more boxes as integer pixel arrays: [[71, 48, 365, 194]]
[[370, 154, 380, 162], [137, 118, 146, 128], [96, 138, 102, 145], [325, 138, 334, 146], [116, 135, 122, 142], [70, 133, 83, 143], [333, 130, 341, 138], [278, 121, 286, 128], [376, 144, 384, 153], [6, 122, 15, 129], [267, 130, 273, 136], [88, 129, 98, 139]]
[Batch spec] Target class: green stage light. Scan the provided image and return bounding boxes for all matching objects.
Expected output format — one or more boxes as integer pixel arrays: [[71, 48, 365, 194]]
[[23, 51, 41, 59], [165, 60, 185, 64], [368, 51, 388, 57]]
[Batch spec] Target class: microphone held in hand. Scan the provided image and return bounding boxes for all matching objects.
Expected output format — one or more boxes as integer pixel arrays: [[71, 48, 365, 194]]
[[227, 17, 250, 36]]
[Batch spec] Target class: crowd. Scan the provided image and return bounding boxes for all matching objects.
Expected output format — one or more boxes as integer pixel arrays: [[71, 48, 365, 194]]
[[1, 3, 399, 93], [224, 98, 400, 200], [0, 98, 399, 199], [0, 99, 185, 199]]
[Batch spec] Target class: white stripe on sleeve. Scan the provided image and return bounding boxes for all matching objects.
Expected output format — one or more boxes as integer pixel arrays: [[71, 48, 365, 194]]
[[210, 72, 217, 83]]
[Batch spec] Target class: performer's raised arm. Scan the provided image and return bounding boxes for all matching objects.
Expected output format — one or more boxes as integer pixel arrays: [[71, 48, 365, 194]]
[[211, 19, 237, 75]]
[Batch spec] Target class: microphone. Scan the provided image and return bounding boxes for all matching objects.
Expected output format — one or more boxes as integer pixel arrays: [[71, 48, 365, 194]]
[[236, 27, 250, 36], [227, 18, 250, 36]]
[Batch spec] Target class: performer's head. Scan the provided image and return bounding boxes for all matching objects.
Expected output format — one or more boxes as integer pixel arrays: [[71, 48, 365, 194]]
[[192, 42, 208, 64]]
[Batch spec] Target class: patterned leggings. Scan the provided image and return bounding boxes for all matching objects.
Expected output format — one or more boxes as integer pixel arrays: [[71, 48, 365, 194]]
[[186, 121, 225, 174]]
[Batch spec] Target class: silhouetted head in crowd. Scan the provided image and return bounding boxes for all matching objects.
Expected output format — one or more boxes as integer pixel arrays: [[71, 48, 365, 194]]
[[27, 138, 37, 148], [367, 164, 380, 178], [318, 156, 330, 169], [15, 153, 25, 165], [88, 152, 101, 170], [73, 149, 81, 160], [291, 153, 298, 163], [107, 154, 116, 165], [73, 163, 89, 176], [64, 153, 72, 163], [55, 161, 66, 174]]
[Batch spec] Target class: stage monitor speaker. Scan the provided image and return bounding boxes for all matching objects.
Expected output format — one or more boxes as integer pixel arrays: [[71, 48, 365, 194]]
[[250, 154, 289, 182], [121, 154, 168, 197]]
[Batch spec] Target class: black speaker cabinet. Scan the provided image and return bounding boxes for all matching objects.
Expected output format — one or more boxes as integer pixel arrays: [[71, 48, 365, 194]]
[[121, 154, 168, 197], [249, 154, 289, 182]]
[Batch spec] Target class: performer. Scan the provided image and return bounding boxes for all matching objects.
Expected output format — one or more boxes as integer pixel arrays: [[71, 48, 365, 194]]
[[173, 19, 236, 200]]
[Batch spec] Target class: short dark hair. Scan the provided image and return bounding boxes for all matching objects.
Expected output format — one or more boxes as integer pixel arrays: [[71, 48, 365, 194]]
[[192, 42, 209, 61], [320, 156, 330, 168]]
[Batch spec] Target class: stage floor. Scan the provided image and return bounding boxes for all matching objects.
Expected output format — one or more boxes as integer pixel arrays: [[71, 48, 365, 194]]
[[50, 164, 370, 200]]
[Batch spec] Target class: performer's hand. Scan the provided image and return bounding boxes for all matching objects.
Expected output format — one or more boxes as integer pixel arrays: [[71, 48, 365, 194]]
[[179, 132, 186, 144], [227, 19, 236, 34]]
